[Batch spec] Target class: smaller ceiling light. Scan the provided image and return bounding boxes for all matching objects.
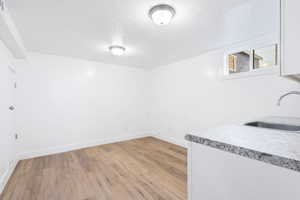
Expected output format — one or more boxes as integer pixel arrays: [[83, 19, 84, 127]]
[[109, 45, 126, 56], [149, 4, 176, 26]]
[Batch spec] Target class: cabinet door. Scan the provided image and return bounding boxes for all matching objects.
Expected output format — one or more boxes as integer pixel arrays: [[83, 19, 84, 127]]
[[282, 0, 300, 75], [190, 143, 300, 200]]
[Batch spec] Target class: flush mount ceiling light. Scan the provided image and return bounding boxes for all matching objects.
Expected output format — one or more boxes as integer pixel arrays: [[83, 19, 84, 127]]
[[109, 45, 126, 56], [149, 4, 176, 26]]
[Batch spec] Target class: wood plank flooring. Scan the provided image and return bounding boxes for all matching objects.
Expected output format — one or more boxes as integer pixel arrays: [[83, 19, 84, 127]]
[[0, 137, 187, 200]]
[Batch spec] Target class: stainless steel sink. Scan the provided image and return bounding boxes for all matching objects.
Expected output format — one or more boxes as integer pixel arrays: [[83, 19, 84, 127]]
[[245, 121, 300, 132]]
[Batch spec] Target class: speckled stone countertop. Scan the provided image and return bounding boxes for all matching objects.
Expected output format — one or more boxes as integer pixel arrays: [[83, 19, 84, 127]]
[[185, 117, 300, 172]]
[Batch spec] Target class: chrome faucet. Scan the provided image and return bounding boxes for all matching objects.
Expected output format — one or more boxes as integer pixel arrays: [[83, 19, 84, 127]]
[[277, 91, 300, 106]]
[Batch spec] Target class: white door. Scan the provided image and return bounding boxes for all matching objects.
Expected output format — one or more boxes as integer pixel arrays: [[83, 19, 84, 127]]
[[0, 64, 16, 178], [8, 65, 17, 158], [281, 0, 300, 75]]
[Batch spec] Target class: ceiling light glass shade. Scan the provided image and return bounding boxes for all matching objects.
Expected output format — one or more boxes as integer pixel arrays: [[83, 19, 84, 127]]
[[109, 45, 126, 56], [149, 4, 176, 26]]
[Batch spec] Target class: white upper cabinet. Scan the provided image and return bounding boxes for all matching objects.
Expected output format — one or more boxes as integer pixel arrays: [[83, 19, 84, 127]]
[[281, 0, 300, 76]]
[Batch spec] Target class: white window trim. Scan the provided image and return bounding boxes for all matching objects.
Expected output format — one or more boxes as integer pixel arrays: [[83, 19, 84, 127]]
[[222, 34, 280, 80]]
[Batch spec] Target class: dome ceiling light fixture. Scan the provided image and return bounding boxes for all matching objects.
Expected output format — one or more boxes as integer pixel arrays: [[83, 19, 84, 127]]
[[149, 4, 176, 26], [109, 45, 126, 56], [108, 0, 126, 56]]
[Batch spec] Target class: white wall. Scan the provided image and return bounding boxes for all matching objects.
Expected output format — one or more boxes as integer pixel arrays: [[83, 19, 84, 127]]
[[0, 40, 16, 188], [149, 48, 300, 145], [148, 0, 297, 145], [16, 53, 150, 157], [221, 0, 280, 45]]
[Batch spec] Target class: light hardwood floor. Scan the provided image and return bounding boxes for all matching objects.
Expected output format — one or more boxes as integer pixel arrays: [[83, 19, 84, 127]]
[[0, 137, 187, 200]]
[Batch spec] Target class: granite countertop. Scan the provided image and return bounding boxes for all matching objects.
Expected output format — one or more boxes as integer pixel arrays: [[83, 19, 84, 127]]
[[185, 117, 300, 172]]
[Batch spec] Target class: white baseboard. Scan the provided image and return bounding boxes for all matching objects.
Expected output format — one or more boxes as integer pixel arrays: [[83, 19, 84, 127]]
[[0, 159, 19, 195], [18, 134, 187, 161], [152, 134, 187, 148], [19, 134, 150, 160]]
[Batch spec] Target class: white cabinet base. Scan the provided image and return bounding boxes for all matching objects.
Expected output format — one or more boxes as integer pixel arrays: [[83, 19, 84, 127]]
[[189, 142, 300, 200]]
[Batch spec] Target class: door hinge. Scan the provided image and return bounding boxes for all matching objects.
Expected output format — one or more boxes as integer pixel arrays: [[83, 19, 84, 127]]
[[0, 0, 5, 11]]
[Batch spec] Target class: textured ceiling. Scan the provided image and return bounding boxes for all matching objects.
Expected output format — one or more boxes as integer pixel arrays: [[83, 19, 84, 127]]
[[7, 0, 249, 68]]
